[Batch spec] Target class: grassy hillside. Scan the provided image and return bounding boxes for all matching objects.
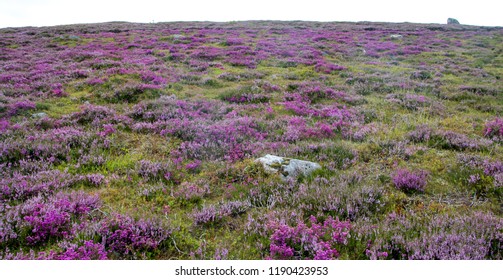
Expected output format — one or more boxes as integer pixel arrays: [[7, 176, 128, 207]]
[[0, 21, 502, 260]]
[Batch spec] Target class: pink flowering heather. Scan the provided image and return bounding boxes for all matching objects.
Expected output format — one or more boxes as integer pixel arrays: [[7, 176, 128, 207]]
[[392, 168, 429, 193], [483, 117, 503, 142], [268, 216, 351, 260]]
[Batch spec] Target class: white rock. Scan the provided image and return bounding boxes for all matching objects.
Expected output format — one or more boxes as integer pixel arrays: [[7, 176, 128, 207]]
[[255, 154, 321, 180], [171, 34, 185, 40], [31, 112, 48, 118], [390, 34, 403, 39]]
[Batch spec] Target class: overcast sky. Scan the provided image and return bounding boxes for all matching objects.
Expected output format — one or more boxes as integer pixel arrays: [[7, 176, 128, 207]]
[[0, 0, 501, 28]]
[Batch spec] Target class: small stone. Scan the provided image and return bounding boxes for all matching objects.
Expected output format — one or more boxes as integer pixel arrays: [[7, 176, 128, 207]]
[[255, 154, 321, 181], [31, 112, 47, 118], [171, 34, 185, 40], [447, 18, 460, 25], [390, 34, 403, 39]]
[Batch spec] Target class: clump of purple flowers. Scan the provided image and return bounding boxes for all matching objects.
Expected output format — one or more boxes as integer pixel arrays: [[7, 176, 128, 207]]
[[408, 125, 432, 142], [1, 240, 108, 260], [407, 125, 492, 151], [438, 130, 492, 151], [0, 119, 9, 132], [136, 160, 171, 181], [267, 216, 351, 260], [52, 240, 108, 260], [362, 211, 503, 260], [457, 155, 503, 191], [386, 93, 431, 110], [98, 214, 171, 258], [314, 61, 346, 74], [192, 200, 251, 226], [17, 191, 100, 245], [392, 168, 429, 193], [173, 181, 210, 203], [7, 100, 36, 117], [192, 205, 220, 226], [221, 93, 270, 104], [483, 117, 503, 142]]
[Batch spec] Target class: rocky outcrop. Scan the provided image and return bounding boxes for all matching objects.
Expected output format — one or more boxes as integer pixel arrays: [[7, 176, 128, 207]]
[[447, 18, 460, 25]]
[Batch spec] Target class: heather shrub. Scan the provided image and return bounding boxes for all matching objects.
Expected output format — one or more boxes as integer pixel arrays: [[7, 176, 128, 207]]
[[110, 83, 147, 103], [286, 82, 345, 103], [7, 100, 36, 116], [4, 240, 109, 260], [408, 125, 432, 143], [68, 104, 126, 126], [248, 175, 386, 221], [483, 117, 503, 142], [348, 76, 400, 95], [459, 85, 497, 96], [176, 118, 267, 161], [218, 72, 242, 82], [0, 126, 100, 165], [434, 130, 492, 151], [84, 173, 106, 187], [362, 211, 503, 260], [392, 168, 429, 193], [0, 170, 82, 201], [456, 155, 503, 197], [385, 93, 431, 110], [3, 191, 101, 246], [136, 160, 171, 181], [298, 175, 386, 221], [0, 119, 9, 133], [173, 181, 211, 204], [192, 205, 221, 226], [368, 140, 424, 161], [267, 216, 351, 260], [100, 82, 160, 103], [346, 124, 377, 141], [219, 200, 252, 217], [219, 86, 270, 104], [220, 92, 270, 104], [314, 61, 346, 74], [410, 70, 433, 80], [192, 200, 251, 226], [98, 214, 171, 259], [75, 154, 106, 171], [52, 240, 108, 260], [0, 214, 18, 246], [0, 241, 108, 260], [408, 125, 492, 151]]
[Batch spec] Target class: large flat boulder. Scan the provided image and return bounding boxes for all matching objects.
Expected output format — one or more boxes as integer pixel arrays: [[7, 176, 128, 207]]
[[255, 154, 321, 180]]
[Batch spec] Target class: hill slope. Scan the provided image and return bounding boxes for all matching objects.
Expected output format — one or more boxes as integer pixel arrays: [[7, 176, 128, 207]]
[[0, 21, 502, 260]]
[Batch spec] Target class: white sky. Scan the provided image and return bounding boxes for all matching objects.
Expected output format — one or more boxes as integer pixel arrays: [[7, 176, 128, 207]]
[[0, 0, 501, 28]]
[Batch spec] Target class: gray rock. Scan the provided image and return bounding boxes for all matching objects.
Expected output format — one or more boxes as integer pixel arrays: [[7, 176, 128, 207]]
[[159, 94, 177, 101], [255, 154, 321, 180], [390, 34, 403, 39], [447, 18, 460, 25], [59, 35, 81, 40], [31, 112, 47, 118], [172, 34, 184, 39]]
